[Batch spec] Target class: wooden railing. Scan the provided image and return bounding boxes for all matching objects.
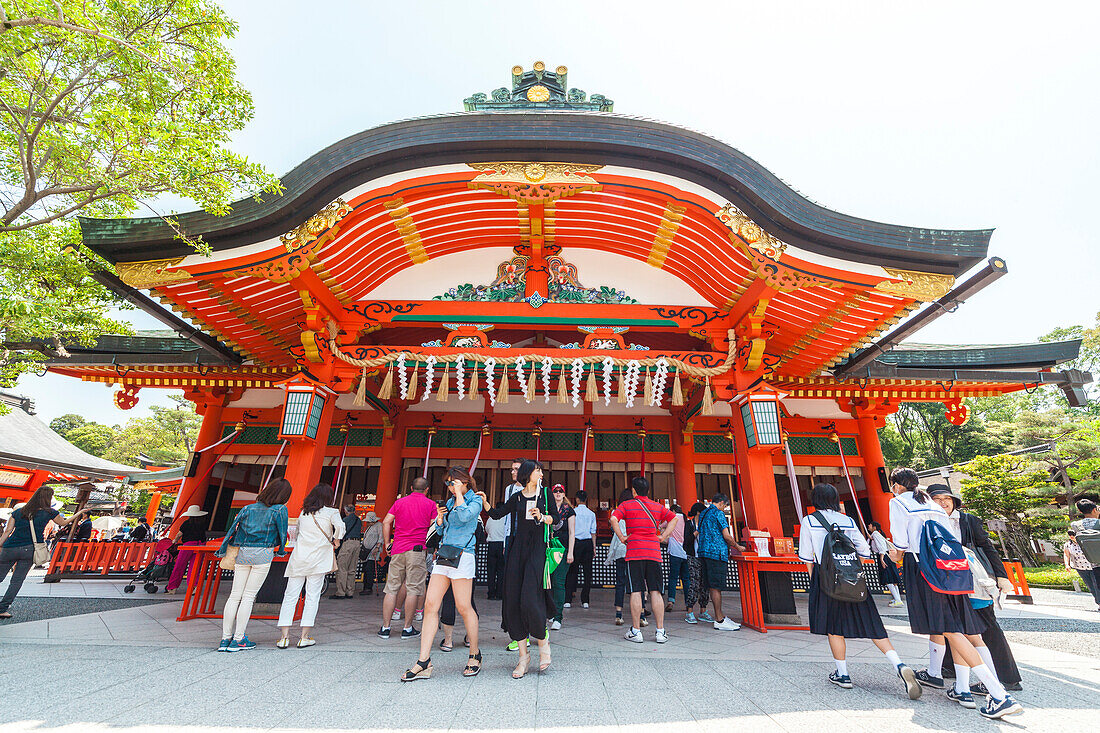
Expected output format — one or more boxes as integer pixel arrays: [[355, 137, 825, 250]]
[[1003, 561, 1034, 604], [44, 541, 158, 582]]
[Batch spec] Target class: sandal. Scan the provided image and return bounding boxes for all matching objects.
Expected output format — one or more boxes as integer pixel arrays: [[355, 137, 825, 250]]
[[401, 658, 432, 682], [538, 644, 551, 672], [439, 639, 453, 652], [297, 637, 316, 648], [512, 652, 530, 679], [463, 635, 470, 648], [463, 651, 482, 677], [276, 636, 290, 649], [0, 612, 11, 619]]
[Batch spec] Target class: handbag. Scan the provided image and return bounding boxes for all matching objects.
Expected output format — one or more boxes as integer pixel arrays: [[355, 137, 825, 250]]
[[543, 486, 565, 588], [435, 543, 463, 568], [28, 514, 49, 566], [219, 507, 244, 570], [311, 513, 339, 573]]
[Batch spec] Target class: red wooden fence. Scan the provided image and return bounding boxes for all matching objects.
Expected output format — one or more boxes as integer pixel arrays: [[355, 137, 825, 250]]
[[44, 542, 157, 581]]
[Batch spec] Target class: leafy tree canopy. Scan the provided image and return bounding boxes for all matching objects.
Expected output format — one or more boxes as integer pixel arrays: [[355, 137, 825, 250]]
[[0, 1, 280, 391], [48, 411, 85, 436]]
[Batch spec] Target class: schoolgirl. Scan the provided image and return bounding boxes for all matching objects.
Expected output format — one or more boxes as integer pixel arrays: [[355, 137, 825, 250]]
[[887, 468, 1023, 719], [867, 521, 904, 607], [798, 483, 921, 699]]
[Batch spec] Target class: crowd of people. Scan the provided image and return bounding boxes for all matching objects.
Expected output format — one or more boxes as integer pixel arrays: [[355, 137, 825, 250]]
[[9, 457, 1095, 721]]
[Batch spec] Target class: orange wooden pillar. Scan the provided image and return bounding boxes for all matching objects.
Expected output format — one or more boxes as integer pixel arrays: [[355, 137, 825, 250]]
[[373, 416, 406, 517], [855, 415, 892, 528], [145, 492, 163, 524], [283, 399, 337, 514], [170, 399, 224, 532], [731, 418, 784, 538], [671, 425, 698, 510]]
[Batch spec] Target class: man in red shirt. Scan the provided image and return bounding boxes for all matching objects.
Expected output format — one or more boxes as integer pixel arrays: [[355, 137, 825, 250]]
[[611, 477, 678, 643], [378, 477, 437, 639]]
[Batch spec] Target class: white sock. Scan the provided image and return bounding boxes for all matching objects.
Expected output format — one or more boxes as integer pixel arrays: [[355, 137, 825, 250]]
[[380, 626, 390, 632], [887, 584, 902, 603], [971, 664, 1008, 701], [954, 664, 970, 694], [631, 627, 639, 634], [928, 641, 947, 677], [975, 644, 997, 674], [835, 659, 848, 676], [884, 649, 902, 669], [657, 627, 664, 634], [404, 626, 414, 632]]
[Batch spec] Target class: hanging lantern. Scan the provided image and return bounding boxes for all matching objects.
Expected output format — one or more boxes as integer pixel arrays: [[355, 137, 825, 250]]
[[736, 389, 784, 447], [276, 373, 336, 441]]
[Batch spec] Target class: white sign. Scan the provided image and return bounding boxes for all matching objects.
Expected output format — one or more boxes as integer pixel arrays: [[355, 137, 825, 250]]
[[986, 519, 1008, 532]]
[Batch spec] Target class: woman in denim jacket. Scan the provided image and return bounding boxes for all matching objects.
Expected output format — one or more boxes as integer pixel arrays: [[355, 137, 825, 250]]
[[401, 466, 483, 682], [215, 478, 291, 652]]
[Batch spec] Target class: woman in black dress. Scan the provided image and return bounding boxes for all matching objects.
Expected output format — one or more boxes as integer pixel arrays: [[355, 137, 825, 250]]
[[479, 459, 558, 678]]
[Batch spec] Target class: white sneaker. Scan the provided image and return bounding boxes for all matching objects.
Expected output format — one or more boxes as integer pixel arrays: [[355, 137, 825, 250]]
[[624, 628, 644, 643], [654, 629, 669, 643], [391, 611, 401, 621], [414, 610, 423, 622], [714, 617, 741, 631], [582, 602, 589, 609], [888, 600, 905, 608], [550, 620, 562, 631], [563, 602, 571, 609]]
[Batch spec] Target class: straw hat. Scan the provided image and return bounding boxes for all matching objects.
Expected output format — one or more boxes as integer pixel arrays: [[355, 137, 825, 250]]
[[181, 505, 208, 517]]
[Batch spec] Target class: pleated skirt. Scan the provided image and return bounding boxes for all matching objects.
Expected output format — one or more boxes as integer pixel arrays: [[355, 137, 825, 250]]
[[877, 554, 902, 586], [902, 553, 985, 636], [808, 566, 888, 639]]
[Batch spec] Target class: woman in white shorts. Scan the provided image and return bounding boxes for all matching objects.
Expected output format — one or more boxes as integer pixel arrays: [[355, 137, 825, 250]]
[[401, 466, 483, 682]]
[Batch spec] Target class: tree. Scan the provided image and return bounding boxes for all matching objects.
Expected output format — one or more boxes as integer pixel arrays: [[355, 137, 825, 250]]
[[0, 0, 279, 232], [0, 0, 279, 389], [64, 421, 115, 457], [103, 397, 199, 466], [884, 401, 1013, 471], [48, 411, 85, 436], [956, 453, 1054, 564]]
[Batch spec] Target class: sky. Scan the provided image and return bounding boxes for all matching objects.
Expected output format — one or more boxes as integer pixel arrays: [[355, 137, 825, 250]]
[[16, 0, 1100, 425]]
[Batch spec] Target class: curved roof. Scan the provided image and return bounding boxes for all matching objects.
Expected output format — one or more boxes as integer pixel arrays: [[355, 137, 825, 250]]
[[80, 112, 991, 275]]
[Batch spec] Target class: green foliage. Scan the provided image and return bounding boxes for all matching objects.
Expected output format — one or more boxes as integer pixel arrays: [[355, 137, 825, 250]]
[[65, 422, 115, 457], [48, 412, 85, 436], [1021, 563, 1075, 589], [956, 453, 1054, 562], [0, 0, 280, 232], [883, 401, 1013, 471], [0, 0, 280, 388]]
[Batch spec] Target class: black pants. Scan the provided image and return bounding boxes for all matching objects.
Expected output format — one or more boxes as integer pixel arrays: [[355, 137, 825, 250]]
[[360, 559, 376, 592], [486, 541, 505, 599], [566, 538, 594, 604], [941, 604, 1021, 686], [0, 545, 34, 614], [441, 586, 479, 627]]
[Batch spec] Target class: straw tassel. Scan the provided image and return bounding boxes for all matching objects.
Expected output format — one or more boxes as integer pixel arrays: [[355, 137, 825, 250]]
[[556, 364, 568, 404], [616, 365, 627, 404], [497, 364, 510, 403], [468, 365, 479, 400], [407, 365, 418, 401], [377, 364, 393, 401], [526, 367, 537, 403], [643, 369, 654, 406], [353, 366, 368, 406], [702, 376, 714, 416], [671, 367, 684, 406], [584, 364, 598, 402], [436, 363, 450, 402]]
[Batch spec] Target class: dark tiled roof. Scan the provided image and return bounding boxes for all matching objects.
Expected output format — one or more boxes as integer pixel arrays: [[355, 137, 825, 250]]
[[79, 113, 991, 274], [876, 340, 1081, 370]]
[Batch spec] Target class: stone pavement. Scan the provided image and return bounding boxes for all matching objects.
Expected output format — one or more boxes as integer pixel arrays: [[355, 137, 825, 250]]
[[0, 571, 1098, 732]]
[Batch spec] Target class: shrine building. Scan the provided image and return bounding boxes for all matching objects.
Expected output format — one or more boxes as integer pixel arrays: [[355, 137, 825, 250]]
[[48, 63, 1090, 543]]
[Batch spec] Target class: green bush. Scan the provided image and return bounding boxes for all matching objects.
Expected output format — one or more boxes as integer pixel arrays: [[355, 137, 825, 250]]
[[1023, 563, 1075, 589]]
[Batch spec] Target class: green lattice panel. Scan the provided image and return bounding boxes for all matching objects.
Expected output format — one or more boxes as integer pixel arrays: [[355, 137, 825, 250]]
[[541, 432, 583, 452], [693, 434, 734, 454], [491, 431, 538, 452], [594, 433, 671, 453], [786, 435, 859, 456], [406, 429, 481, 450], [222, 425, 280, 444], [327, 428, 383, 447]]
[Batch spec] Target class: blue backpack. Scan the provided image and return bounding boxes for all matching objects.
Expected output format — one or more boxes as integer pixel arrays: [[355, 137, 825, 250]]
[[918, 519, 973, 595]]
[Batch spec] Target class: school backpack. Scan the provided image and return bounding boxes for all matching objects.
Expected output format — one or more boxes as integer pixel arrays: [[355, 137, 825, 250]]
[[917, 519, 974, 595], [812, 512, 868, 603]]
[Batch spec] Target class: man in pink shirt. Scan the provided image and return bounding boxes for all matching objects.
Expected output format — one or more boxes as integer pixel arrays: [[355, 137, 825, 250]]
[[378, 477, 437, 639]]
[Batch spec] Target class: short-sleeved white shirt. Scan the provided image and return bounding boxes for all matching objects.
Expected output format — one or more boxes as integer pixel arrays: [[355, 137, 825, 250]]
[[797, 510, 871, 564], [888, 491, 955, 556]]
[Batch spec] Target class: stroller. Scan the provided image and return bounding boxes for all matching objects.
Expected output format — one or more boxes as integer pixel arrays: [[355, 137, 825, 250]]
[[124, 539, 178, 594]]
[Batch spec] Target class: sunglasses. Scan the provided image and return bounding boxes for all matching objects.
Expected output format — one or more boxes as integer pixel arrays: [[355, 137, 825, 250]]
[[552, 488, 565, 493]]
